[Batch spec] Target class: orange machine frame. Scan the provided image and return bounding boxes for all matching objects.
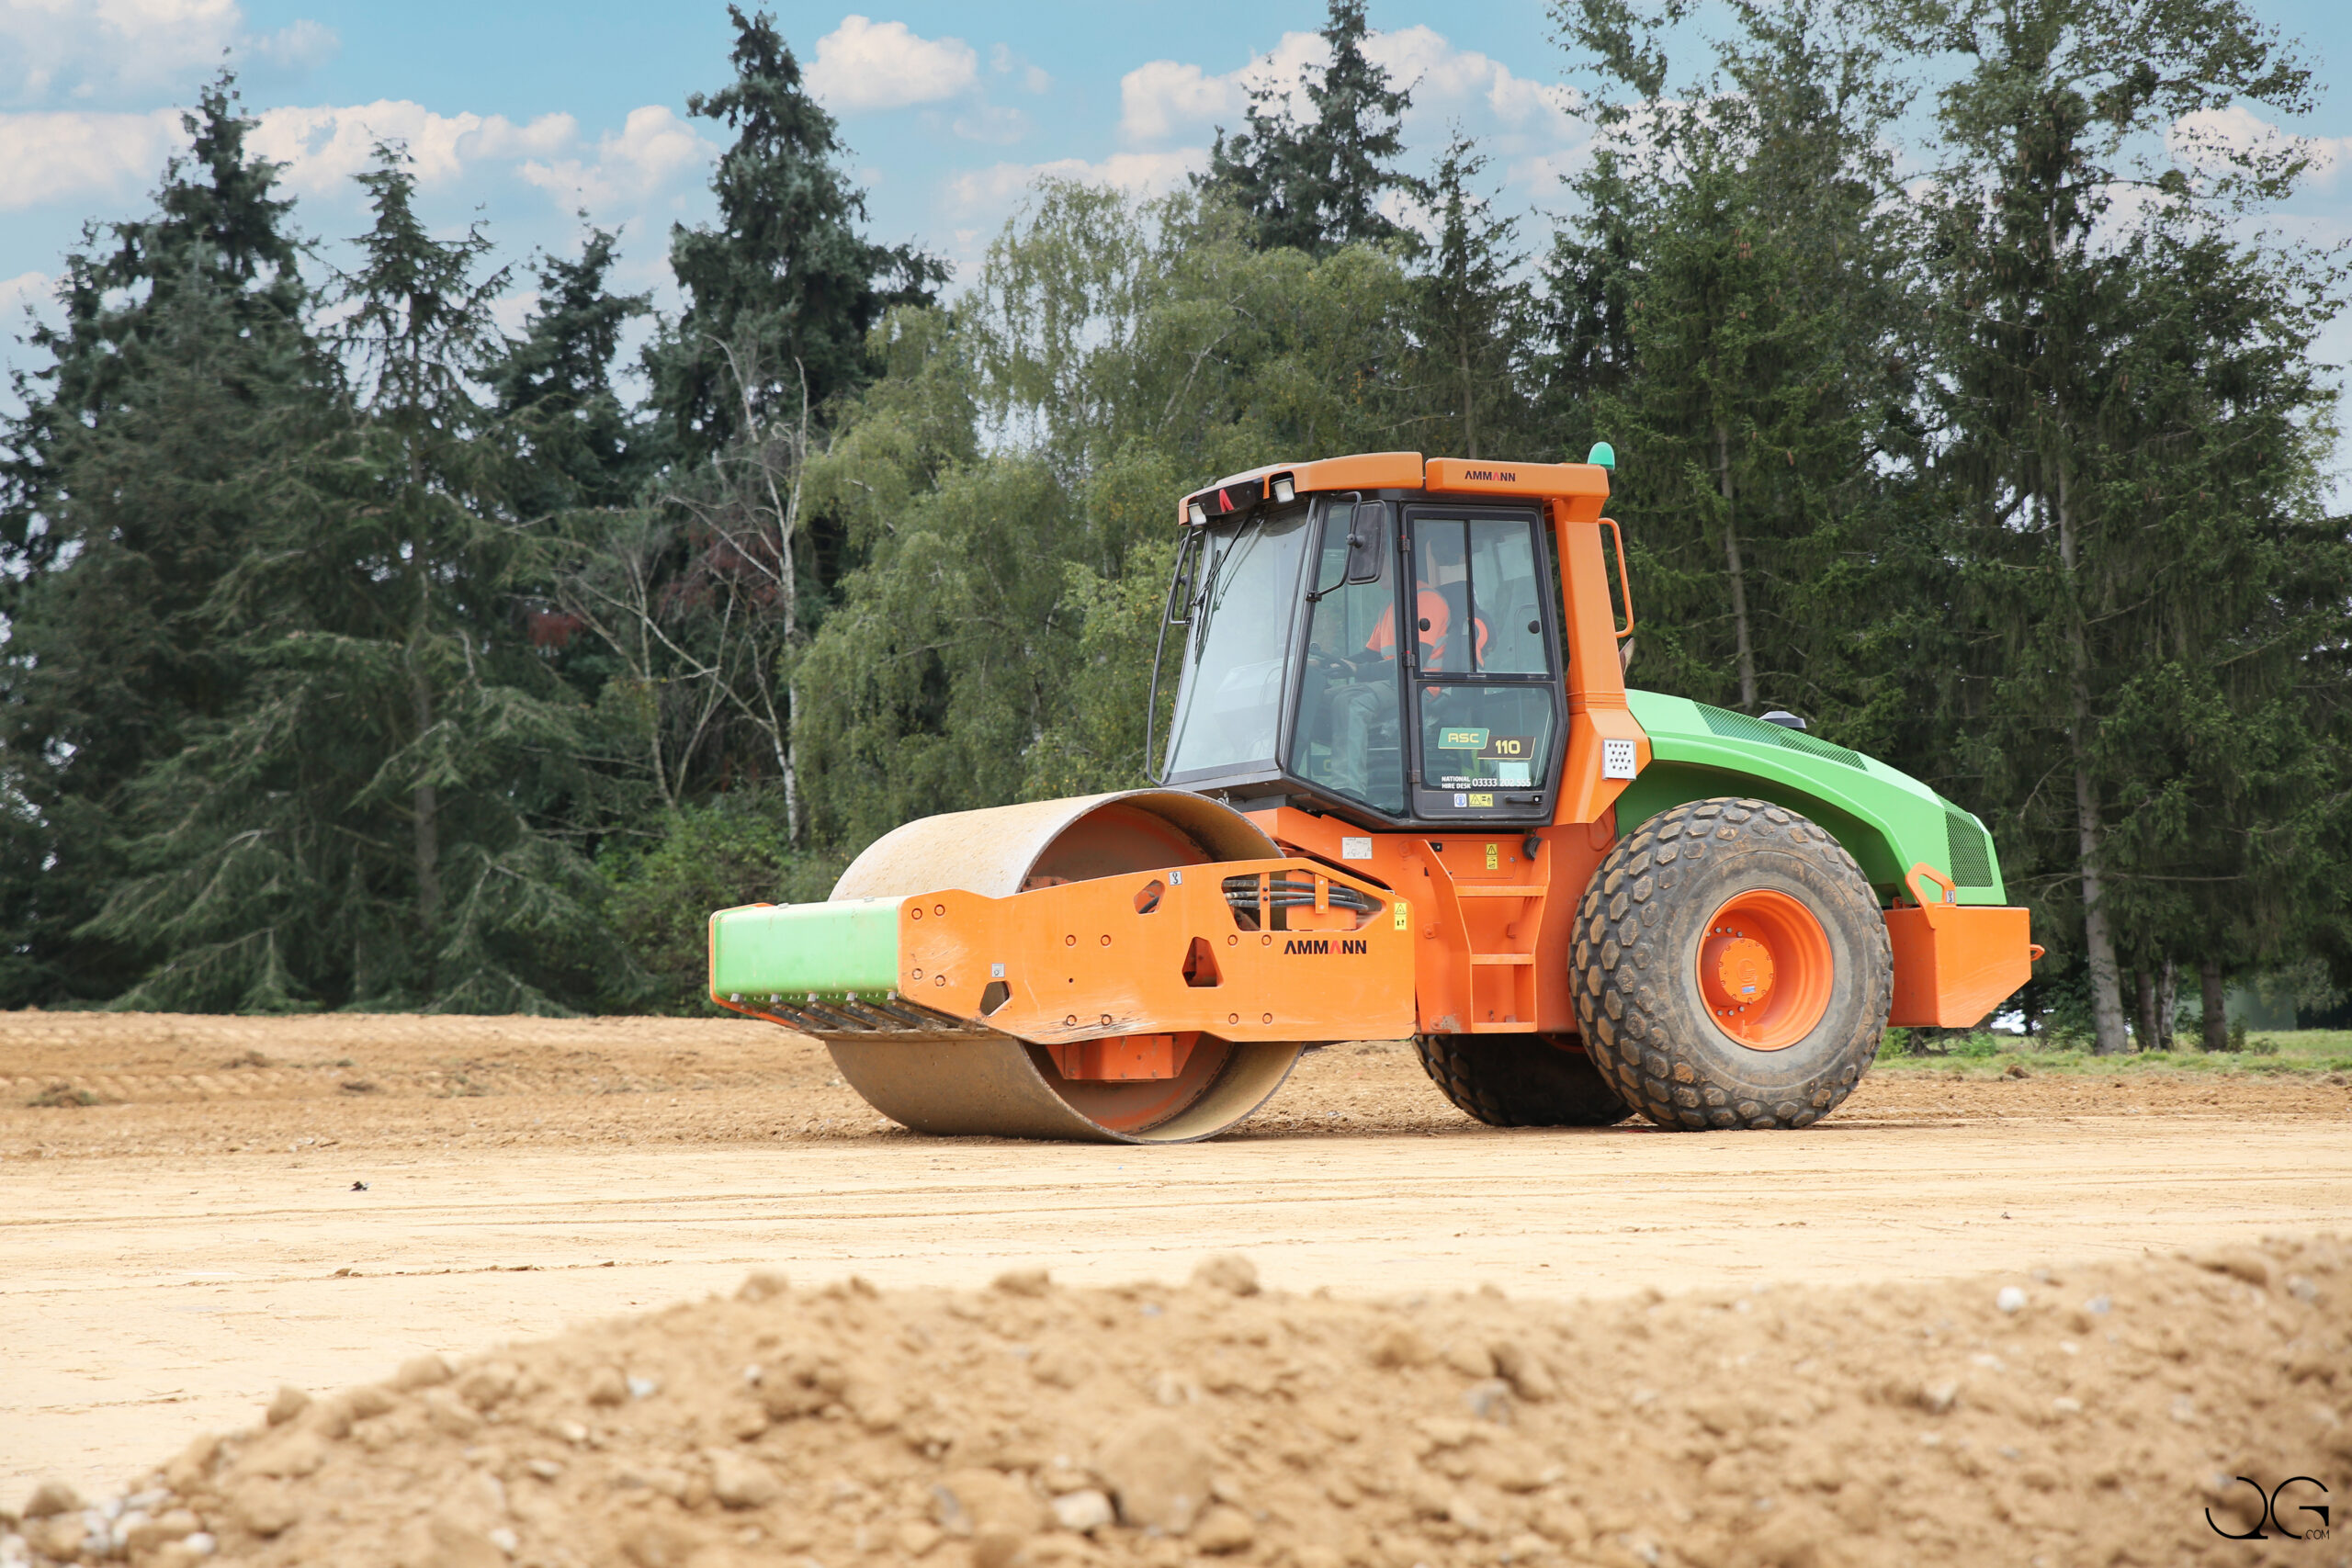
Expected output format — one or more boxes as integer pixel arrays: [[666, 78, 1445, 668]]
[[896, 856, 1417, 1046]]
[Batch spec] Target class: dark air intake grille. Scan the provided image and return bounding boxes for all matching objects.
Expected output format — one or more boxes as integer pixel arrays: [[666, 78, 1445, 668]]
[[1695, 704, 1866, 770], [1943, 807, 1996, 887]]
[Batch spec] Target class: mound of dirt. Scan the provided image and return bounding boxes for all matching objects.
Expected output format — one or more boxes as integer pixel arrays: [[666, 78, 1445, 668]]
[[6, 1240, 2346, 1568]]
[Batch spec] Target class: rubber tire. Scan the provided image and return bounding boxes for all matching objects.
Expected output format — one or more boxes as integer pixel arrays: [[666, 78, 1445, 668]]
[[1572, 796, 1892, 1131], [1415, 1033, 1634, 1127]]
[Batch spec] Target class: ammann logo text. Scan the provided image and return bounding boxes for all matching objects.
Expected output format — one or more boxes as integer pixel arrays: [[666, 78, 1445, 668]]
[[1464, 468, 1517, 482], [1283, 938, 1369, 955]]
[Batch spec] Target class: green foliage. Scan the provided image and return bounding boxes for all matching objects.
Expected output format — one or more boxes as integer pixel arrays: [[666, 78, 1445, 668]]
[[78, 148, 626, 1014], [492, 227, 650, 515], [1552, 0, 1919, 725], [791, 186, 1418, 847], [596, 795, 838, 1011], [1411, 131, 1532, 460], [0, 73, 322, 1006], [649, 5, 944, 466], [1891, 0, 2347, 1052], [1199, 0, 1423, 257], [4, 4, 2346, 1022]]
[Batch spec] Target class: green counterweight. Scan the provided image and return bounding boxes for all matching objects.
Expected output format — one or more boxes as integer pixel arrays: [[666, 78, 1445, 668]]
[[707, 896, 904, 1003]]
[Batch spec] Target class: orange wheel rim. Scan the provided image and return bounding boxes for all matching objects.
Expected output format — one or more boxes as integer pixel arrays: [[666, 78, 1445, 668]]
[[1697, 888, 1833, 1050]]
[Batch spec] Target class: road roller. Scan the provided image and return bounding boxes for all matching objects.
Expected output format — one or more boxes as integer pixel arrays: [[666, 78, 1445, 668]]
[[708, 450, 2038, 1143]]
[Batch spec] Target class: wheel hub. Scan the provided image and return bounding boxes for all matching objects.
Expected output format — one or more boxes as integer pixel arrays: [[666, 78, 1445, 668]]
[[1702, 930, 1776, 1012], [1694, 888, 1835, 1051]]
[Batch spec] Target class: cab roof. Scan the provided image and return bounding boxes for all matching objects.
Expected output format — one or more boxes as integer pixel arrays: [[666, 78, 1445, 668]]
[[1177, 452, 1611, 526]]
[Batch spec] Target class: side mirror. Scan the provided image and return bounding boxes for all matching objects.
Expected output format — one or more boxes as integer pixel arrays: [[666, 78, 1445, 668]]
[[1345, 502, 1386, 584]]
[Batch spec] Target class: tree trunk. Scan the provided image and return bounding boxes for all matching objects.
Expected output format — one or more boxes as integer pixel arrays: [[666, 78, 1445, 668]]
[[2199, 959, 2229, 1053], [775, 365, 806, 844], [1713, 421, 1758, 711], [2156, 959, 2177, 1051], [2054, 470, 2130, 1055], [1461, 340, 1478, 460], [412, 675, 440, 935], [2134, 968, 2156, 1054]]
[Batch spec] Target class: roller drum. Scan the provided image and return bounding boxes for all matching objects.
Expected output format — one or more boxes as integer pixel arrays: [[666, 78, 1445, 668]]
[[823, 790, 1306, 1145]]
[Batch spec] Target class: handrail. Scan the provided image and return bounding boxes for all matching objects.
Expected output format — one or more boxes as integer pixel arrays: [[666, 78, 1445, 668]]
[[1600, 517, 1634, 640]]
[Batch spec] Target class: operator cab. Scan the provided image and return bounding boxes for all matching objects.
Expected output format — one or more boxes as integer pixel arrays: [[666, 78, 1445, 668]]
[[1156, 480, 1567, 830]]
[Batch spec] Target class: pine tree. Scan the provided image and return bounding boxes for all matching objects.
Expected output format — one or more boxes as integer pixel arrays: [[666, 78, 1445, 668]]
[[1411, 130, 1530, 459], [1891, 0, 2335, 1053], [0, 73, 322, 1004], [492, 226, 650, 516], [1548, 0, 1919, 724], [1201, 0, 1423, 256], [649, 5, 944, 466], [85, 147, 625, 1012]]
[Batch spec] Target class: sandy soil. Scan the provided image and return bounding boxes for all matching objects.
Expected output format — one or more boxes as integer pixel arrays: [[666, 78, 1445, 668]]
[[3, 1010, 2349, 1550], [7, 1242, 2346, 1568]]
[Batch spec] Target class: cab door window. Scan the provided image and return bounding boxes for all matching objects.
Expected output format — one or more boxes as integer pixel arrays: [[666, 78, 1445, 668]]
[[1291, 502, 1407, 814], [1411, 517, 1549, 675]]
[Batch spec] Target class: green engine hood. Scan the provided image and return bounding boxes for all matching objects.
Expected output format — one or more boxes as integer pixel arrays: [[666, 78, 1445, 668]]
[[1618, 689, 2007, 906]]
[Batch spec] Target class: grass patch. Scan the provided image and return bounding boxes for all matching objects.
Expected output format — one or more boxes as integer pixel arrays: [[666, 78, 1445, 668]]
[[1877, 1027, 2352, 1077], [27, 1080, 99, 1108]]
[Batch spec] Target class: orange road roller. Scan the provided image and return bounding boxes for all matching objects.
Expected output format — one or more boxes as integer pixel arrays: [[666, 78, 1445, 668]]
[[709, 450, 2038, 1143]]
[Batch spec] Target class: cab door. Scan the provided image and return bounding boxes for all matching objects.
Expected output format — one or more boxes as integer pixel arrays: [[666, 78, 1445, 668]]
[[1400, 507, 1566, 823]]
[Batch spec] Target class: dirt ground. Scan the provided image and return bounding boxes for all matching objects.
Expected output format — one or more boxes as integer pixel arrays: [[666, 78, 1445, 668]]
[[4, 1010, 2350, 1566]]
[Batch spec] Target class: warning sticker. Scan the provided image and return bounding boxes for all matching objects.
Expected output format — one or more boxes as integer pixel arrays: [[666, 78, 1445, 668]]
[[1340, 835, 1373, 861]]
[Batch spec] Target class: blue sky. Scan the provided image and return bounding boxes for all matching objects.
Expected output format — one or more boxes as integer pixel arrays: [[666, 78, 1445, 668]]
[[5, 0, 2349, 463]]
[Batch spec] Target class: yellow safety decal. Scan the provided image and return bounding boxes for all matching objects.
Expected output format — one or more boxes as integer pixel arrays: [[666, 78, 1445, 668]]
[[1471, 794, 1494, 808], [1485, 841, 1499, 870], [1393, 898, 1409, 931]]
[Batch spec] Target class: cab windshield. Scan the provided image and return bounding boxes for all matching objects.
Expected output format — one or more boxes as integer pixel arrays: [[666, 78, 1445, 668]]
[[1163, 511, 1311, 779]]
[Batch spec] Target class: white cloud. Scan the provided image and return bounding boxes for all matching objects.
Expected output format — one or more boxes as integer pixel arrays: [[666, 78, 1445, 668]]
[[1367, 26, 1579, 138], [1120, 25, 1579, 149], [251, 101, 575, 195], [948, 150, 1205, 214], [1119, 60, 1242, 144], [806, 15, 978, 112], [952, 101, 1031, 145], [1, 269, 52, 318], [0, 107, 181, 209], [250, 17, 338, 72], [2169, 105, 2346, 187], [521, 105, 711, 209], [989, 43, 1049, 96], [1, 0, 336, 107]]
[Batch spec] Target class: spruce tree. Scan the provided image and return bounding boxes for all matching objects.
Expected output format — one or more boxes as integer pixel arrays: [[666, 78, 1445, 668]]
[[85, 147, 623, 1012], [650, 5, 944, 466], [493, 226, 650, 516], [1548, 0, 1919, 726], [0, 73, 322, 1004], [1888, 0, 2336, 1053], [1412, 130, 1530, 459], [1201, 0, 1423, 256]]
